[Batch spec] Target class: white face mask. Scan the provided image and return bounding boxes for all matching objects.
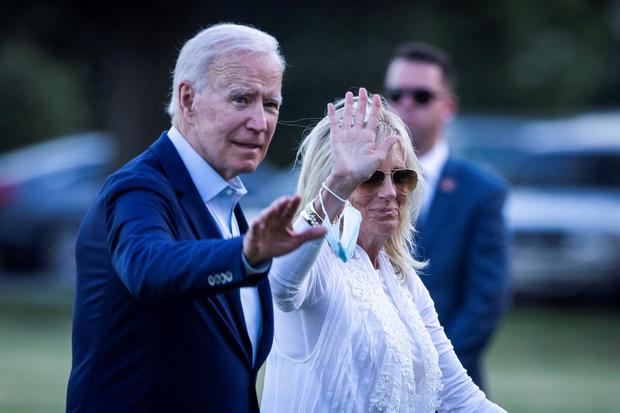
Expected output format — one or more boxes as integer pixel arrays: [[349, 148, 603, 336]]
[[320, 196, 362, 263]]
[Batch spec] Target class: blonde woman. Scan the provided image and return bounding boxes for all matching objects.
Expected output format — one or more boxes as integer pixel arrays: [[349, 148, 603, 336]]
[[261, 88, 506, 412]]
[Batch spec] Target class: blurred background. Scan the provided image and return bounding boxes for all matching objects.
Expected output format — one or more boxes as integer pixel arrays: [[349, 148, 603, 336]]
[[1, 1, 619, 412]]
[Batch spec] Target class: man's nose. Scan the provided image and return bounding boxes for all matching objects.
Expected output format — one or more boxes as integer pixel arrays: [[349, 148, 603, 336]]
[[397, 94, 418, 109], [247, 104, 268, 132]]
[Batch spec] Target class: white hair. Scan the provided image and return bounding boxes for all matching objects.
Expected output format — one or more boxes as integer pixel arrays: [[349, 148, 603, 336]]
[[296, 95, 427, 279], [166, 23, 285, 117]]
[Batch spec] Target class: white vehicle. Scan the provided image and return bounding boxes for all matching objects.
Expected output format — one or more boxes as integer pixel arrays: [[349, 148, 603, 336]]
[[448, 112, 620, 298]]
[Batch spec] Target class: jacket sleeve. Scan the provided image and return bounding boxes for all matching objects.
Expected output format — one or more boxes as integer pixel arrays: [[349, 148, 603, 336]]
[[104, 173, 265, 302], [446, 183, 511, 361]]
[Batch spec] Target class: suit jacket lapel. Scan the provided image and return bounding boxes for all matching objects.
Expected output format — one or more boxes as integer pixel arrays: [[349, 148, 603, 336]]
[[149, 133, 252, 367], [230, 205, 274, 370], [418, 159, 459, 257], [254, 276, 273, 369], [222, 206, 253, 357]]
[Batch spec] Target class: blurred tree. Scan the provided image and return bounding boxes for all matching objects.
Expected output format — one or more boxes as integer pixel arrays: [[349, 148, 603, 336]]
[[0, 0, 618, 165], [0, 39, 90, 151]]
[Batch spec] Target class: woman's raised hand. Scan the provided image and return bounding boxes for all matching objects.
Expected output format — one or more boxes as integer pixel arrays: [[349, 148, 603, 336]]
[[326, 88, 398, 196]]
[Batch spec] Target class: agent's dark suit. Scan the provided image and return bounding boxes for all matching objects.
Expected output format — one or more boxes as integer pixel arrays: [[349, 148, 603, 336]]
[[66, 133, 273, 412], [415, 157, 510, 390]]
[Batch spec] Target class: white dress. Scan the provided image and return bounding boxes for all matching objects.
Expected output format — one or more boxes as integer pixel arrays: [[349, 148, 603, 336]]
[[262, 219, 507, 413]]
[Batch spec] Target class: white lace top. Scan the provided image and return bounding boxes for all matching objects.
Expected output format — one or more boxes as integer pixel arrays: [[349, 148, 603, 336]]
[[261, 219, 507, 413]]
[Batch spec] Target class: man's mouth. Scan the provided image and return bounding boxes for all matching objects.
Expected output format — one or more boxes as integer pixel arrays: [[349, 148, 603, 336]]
[[232, 141, 262, 150]]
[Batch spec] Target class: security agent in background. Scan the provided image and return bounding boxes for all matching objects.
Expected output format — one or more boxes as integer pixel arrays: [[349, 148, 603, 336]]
[[384, 41, 511, 390]]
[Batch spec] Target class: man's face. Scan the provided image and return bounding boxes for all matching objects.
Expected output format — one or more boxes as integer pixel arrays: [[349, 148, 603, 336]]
[[385, 59, 454, 155], [183, 52, 283, 180]]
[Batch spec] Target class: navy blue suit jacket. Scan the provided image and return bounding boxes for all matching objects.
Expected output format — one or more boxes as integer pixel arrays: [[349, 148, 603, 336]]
[[415, 157, 510, 389], [66, 133, 273, 412]]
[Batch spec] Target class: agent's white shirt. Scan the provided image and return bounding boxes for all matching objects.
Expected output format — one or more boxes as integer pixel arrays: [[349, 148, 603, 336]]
[[168, 125, 263, 365], [419, 138, 449, 220]]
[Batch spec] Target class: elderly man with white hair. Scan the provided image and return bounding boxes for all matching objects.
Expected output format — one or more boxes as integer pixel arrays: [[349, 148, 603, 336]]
[[66, 23, 324, 413]]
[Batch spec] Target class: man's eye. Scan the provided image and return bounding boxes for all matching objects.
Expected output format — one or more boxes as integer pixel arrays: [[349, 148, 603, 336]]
[[264, 101, 280, 110], [232, 95, 250, 104]]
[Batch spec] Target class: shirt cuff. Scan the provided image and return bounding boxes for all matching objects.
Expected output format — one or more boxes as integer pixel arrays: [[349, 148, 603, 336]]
[[241, 252, 272, 278]]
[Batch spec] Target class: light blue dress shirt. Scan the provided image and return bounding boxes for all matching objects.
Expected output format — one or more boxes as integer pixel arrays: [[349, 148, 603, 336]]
[[167, 125, 264, 365]]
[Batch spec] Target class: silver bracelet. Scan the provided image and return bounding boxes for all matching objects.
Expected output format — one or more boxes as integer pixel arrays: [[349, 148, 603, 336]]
[[301, 202, 323, 227]]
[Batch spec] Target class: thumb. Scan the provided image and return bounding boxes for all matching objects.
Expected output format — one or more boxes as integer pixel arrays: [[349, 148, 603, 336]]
[[296, 226, 327, 244]]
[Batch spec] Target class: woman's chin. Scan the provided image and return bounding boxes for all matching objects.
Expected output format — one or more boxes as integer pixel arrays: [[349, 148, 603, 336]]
[[363, 223, 399, 242]]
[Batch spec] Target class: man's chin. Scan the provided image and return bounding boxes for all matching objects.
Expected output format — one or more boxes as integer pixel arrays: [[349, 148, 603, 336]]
[[230, 152, 268, 177], [236, 160, 261, 176]]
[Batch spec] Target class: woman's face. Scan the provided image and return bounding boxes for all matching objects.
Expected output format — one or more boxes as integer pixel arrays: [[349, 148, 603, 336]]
[[349, 145, 410, 247]]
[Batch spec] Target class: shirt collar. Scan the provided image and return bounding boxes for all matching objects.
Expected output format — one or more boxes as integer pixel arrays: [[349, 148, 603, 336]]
[[419, 138, 449, 182], [167, 125, 247, 205]]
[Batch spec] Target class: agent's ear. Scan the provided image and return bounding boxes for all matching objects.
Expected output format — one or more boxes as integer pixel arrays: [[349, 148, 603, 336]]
[[178, 81, 196, 120], [441, 93, 458, 123]]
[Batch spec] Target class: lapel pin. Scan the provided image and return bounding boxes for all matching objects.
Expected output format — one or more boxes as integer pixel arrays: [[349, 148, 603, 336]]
[[440, 177, 456, 192]]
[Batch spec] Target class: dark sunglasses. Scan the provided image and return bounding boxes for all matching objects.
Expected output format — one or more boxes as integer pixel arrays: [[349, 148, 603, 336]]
[[360, 169, 418, 194], [385, 88, 437, 106]]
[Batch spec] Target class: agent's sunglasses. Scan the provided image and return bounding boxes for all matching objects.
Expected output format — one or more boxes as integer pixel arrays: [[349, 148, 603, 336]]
[[385, 88, 437, 106], [360, 169, 418, 194]]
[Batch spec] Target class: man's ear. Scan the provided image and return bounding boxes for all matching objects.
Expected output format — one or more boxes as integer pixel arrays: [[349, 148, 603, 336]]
[[441, 93, 458, 123], [178, 82, 196, 120]]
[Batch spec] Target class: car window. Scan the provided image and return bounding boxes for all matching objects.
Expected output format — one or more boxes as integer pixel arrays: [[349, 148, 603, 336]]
[[22, 164, 106, 193], [447, 114, 620, 190], [512, 152, 620, 188]]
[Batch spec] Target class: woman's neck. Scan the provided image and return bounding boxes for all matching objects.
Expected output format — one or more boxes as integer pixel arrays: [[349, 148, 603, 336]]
[[358, 235, 388, 269]]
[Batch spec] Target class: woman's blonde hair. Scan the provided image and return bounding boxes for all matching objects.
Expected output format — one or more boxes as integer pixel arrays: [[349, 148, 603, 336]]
[[295, 94, 427, 279]]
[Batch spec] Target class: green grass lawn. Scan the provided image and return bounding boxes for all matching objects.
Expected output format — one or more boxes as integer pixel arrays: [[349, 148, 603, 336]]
[[1, 281, 618, 412], [0, 282, 73, 413], [486, 305, 620, 413]]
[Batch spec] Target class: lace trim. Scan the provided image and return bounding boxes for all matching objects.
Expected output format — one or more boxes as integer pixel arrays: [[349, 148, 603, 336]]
[[384, 253, 443, 411], [343, 249, 443, 412], [370, 374, 403, 413], [344, 251, 416, 412]]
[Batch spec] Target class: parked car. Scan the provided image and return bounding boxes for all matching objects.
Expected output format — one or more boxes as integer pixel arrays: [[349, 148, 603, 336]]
[[0, 132, 116, 279], [447, 112, 620, 298]]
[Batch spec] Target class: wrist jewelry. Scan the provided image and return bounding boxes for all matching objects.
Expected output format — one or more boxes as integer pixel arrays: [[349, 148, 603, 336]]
[[301, 202, 323, 227]]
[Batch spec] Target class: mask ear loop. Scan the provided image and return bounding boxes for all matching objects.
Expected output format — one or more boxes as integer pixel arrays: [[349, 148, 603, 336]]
[[318, 185, 362, 263], [319, 190, 344, 261], [321, 182, 347, 203], [319, 189, 340, 227], [319, 181, 349, 225]]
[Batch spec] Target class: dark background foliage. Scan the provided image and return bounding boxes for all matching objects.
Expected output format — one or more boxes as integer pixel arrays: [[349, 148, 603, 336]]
[[1, 0, 619, 165]]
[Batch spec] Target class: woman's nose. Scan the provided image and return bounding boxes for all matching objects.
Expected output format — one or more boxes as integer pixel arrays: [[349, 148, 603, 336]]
[[377, 173, 398, 198]]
